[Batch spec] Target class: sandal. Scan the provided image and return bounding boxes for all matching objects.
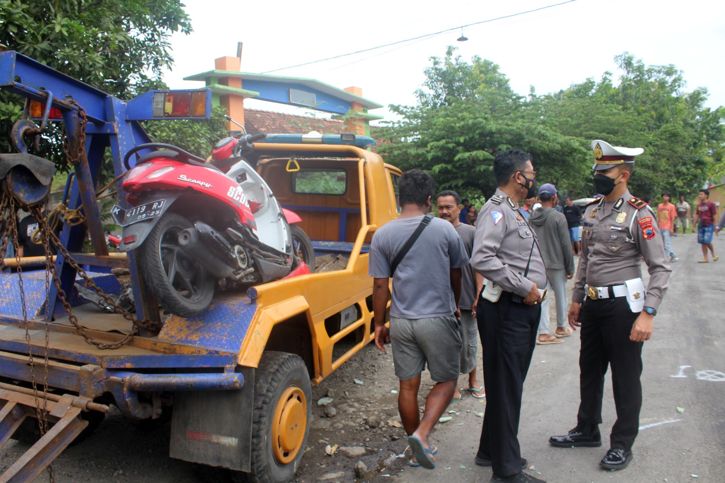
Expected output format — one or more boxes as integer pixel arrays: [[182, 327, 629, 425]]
[[698, 259, 709, 263], [408, 435, 437, 469], [406, 445, 438, 467], [537, 334, 562, 345], [464, 386, 486, 399], [714, 255, 720, 262], [555, 327, 573, 338]]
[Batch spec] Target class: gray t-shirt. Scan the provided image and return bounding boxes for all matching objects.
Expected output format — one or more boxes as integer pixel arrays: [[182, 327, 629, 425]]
[[454, 223, 476, 310], [369, 215, 469, 319]]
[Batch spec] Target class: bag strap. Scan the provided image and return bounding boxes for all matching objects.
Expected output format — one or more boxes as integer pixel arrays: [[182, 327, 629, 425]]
[[390, 215, 432, 275]]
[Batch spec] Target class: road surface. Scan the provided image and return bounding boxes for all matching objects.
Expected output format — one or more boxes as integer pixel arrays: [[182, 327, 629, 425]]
[[395, 233, 725, 482]]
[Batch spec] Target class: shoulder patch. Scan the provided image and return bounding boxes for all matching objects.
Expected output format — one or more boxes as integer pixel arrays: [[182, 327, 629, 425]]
[[491, 210, 503, 225], [490, 195, 503, 205], [628, 197, 648, 210], [638, 216, 656, 239]]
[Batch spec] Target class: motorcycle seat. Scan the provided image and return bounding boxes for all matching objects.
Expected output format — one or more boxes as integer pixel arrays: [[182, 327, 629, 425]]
[[137, 149, 223, 173]]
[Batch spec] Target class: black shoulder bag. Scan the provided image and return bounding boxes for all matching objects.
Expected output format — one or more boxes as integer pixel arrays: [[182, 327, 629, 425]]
[[390, 215, 432, 275]]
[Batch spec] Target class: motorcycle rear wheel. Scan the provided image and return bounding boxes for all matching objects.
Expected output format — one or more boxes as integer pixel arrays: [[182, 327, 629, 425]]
[[290, 224, 315, 268], [139, 212, 215, 317]]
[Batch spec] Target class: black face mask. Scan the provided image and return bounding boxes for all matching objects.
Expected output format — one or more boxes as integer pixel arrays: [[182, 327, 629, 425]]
[[593, 173, 616, 196], [518, 173, 537, 198]]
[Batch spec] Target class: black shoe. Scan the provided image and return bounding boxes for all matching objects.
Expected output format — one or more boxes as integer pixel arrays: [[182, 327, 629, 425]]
[[599, 448, 632, 470], [475, 455, 528, 469], [490, 471, 546, 482], [549, 427, 601, 447]]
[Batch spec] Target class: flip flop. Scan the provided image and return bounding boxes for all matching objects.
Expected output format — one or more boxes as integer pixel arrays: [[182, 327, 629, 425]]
[[537, 335, 562, 345], [555, 327, 573, 338], [698, 259, 709, 263], [407, 435, 436, 469], [714, 256, 720, 262], [407, 445, 438, 467], [464, 386, 486, 399]]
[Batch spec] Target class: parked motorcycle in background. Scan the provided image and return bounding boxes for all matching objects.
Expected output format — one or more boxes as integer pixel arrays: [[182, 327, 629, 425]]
[[113, 130, 313, 317]]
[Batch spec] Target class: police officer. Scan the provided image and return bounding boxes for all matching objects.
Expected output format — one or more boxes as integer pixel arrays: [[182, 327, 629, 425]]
[[549, 140, 671, 471], [471, 149, 547, 483]]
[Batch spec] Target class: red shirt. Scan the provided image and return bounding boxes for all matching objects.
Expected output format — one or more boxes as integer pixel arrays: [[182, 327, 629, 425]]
[[697, 201, 717, 226], [657, 202, 677, 231]]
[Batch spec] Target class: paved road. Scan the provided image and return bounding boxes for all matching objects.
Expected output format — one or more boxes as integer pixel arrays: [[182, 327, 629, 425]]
[[395, 233, 725, 482]]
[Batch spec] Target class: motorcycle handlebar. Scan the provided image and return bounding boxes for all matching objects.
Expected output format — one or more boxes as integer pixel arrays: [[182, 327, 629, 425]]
[[233, 133, 267, 157]]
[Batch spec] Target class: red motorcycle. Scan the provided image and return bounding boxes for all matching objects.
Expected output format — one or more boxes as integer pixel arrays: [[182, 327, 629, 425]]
[[114, 134, 312, 317]]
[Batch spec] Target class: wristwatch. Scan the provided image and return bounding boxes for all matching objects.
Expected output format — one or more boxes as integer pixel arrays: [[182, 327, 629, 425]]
[[643, 306, 657, 316]]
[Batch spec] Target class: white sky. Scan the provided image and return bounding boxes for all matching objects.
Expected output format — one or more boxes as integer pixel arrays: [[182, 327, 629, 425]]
[[164, 0, 725, 121]]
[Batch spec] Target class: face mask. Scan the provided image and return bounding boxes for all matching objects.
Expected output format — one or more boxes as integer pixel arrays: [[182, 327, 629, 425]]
[[593, 173, 616, 196], [518, 172, 537, 198]]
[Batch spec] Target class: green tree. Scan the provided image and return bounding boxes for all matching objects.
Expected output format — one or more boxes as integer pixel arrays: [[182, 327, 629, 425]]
[[378, 49, 724, 203], [0, 0, 202, 160], [378, 49, 588, 200]]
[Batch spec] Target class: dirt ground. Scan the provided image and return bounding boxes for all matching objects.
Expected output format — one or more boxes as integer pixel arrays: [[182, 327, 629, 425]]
[[0, 338, 485, 483]]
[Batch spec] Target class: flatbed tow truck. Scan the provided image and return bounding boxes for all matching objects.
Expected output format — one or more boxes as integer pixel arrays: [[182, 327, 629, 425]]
[[0, 51, 401, 482]]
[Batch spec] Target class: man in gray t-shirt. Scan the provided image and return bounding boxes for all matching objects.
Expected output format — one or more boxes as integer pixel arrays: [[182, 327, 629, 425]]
[[436, 190, 484, 400], [369, 170, 468, 470]]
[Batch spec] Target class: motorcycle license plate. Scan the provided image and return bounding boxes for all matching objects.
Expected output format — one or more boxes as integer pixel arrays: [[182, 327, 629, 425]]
[[112, 199, 166, 226]]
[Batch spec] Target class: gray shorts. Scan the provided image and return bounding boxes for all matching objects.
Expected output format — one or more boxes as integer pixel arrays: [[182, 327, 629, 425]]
[[390, 315, 462, 382], [459, 309, 478, 374]]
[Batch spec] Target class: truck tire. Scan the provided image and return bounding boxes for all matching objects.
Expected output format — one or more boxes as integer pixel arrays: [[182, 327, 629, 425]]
[[290, 224, 315, 268], [138, 212, 215, 316], [248, 351, 311, 483]]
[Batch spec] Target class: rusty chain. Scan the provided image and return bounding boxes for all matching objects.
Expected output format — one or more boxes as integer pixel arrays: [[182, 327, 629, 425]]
[[1, 189, 54, 482]]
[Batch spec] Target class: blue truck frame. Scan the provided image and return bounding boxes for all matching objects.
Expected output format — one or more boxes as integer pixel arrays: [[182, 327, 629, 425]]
[[0, 51, 260, 480]]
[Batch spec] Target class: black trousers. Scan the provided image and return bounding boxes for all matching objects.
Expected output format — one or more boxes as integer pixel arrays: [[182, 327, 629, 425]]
[[476, 292, 540, 478], [577, 297, 643, 451]]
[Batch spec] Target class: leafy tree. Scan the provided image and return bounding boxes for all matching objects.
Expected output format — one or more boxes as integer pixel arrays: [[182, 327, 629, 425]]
[[378, 49, 724, 204], [0, 0, 195, 159]]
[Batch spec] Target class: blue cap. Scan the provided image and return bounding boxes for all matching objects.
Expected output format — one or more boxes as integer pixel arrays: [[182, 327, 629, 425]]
[[538, 183, 557, 196]]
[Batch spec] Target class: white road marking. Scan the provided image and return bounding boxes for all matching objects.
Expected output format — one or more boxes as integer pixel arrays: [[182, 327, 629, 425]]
[[639, 418, 682, 431]]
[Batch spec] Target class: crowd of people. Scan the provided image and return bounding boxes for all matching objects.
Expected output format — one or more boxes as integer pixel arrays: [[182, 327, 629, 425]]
[[366, 138, 724, 482]]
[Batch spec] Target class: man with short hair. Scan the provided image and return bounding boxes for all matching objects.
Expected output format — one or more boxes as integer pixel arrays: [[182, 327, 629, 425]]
[[563, 196, 583, 255], [437, 190, 485, 400], [471, 149, 547, 482], [550, 140, 671, 471], [370, 169, 468, 470], [694, 189, 718, 263], [529, 183, 575, 344], [675, 194, 691, 234], [657, 193, 678, 262]]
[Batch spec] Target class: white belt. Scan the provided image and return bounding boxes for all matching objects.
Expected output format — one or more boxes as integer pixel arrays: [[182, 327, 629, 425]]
[[586, 284, 627, 300]]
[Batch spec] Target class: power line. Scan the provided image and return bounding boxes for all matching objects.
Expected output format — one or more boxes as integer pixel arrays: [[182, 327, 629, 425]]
[[263, 0, 576, 74]]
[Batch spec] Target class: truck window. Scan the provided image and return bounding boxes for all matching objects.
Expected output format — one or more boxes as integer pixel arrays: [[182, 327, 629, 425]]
[[293, 169, 347, 195]]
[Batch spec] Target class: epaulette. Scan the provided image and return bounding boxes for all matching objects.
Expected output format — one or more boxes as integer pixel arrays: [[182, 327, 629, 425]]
[[490, 194, 504, 205], [627, 197, 648, 210]]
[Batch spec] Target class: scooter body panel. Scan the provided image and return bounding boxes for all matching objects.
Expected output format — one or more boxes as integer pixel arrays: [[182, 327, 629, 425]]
[[121, 158, 256, 227]]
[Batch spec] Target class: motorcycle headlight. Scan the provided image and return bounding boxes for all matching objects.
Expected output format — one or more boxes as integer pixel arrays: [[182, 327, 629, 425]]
[[147, 166, 175, 179]]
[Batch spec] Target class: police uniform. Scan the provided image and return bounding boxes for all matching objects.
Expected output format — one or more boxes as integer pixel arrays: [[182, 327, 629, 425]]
[[471, 188, 547, 479], [550, 140, 671, 469]]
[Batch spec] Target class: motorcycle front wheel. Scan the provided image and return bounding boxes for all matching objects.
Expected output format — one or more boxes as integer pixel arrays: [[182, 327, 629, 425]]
[[139, 212, 215, 317]]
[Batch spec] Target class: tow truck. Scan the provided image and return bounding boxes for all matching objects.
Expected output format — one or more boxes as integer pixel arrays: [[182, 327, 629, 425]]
[[0, 51, 401, 482]]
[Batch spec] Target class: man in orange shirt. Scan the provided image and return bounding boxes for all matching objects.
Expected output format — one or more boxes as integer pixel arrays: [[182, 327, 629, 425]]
[[657, 193, 678, 262]]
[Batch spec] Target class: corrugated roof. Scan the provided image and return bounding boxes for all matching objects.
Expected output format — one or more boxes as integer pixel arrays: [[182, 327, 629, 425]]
[[244, 109, 346, 135]]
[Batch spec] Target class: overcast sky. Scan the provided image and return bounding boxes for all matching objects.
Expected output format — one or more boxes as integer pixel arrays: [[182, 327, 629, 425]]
[[163, 0, 725, 120]]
